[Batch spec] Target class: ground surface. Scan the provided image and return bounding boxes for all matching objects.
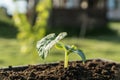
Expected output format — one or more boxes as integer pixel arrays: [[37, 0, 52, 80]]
[[0, 59, 120, 80]]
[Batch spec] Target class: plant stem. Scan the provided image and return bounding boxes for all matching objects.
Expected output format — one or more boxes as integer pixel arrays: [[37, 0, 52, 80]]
[[64, 50, 68, 68]]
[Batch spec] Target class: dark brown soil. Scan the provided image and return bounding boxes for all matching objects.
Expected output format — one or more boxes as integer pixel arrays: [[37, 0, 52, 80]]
[[0, 59, 120, 80]]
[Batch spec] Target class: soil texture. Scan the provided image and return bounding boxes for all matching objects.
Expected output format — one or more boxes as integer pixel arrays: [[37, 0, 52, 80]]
[[0, 59, 120, 80]]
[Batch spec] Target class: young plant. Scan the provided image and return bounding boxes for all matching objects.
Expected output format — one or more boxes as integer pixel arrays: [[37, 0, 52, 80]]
[[36, 32, 86, 68]]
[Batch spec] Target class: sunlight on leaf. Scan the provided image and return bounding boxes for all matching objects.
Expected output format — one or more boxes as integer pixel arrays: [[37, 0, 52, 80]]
[[36, 32, 67, 59]]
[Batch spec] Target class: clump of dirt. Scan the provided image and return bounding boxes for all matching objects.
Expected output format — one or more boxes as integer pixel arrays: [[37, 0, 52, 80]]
[[0, 59, 120, 80]]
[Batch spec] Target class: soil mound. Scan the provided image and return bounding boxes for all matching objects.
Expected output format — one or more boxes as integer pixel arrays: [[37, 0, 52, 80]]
[[0, 59, 120, 80]]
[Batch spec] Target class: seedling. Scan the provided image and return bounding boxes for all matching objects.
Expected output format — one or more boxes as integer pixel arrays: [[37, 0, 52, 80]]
[[36, 32, 86, 68]]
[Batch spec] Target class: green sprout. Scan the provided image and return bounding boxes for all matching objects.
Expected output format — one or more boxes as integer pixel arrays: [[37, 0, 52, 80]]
[[36, 32, 86, 68]]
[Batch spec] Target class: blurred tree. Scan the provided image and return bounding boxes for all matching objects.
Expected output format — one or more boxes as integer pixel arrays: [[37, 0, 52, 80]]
[[13, 0, 51, 54], [27, 0, 39, 26]]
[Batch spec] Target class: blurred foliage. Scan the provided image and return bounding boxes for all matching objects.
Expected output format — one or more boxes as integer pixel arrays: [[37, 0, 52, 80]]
[[13, 0, 51, 54], [0, 8, 17, 38]]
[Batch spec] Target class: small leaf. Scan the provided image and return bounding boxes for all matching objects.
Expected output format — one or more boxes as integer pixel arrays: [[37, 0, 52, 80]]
[[63, 45, 86, 63], [73, 50, 86, 62]]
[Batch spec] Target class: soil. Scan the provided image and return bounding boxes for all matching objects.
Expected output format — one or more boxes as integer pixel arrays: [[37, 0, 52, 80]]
[[0, 59, 120, 80]]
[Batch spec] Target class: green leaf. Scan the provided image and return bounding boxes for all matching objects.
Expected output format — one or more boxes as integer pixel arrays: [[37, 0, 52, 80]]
[[63, 44, 86, 62], [73, 50, 86, 62], [56, 43, 86, 62]]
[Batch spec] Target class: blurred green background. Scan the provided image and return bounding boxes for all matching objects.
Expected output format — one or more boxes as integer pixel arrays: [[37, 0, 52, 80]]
[[0, 0, 120, 68]]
